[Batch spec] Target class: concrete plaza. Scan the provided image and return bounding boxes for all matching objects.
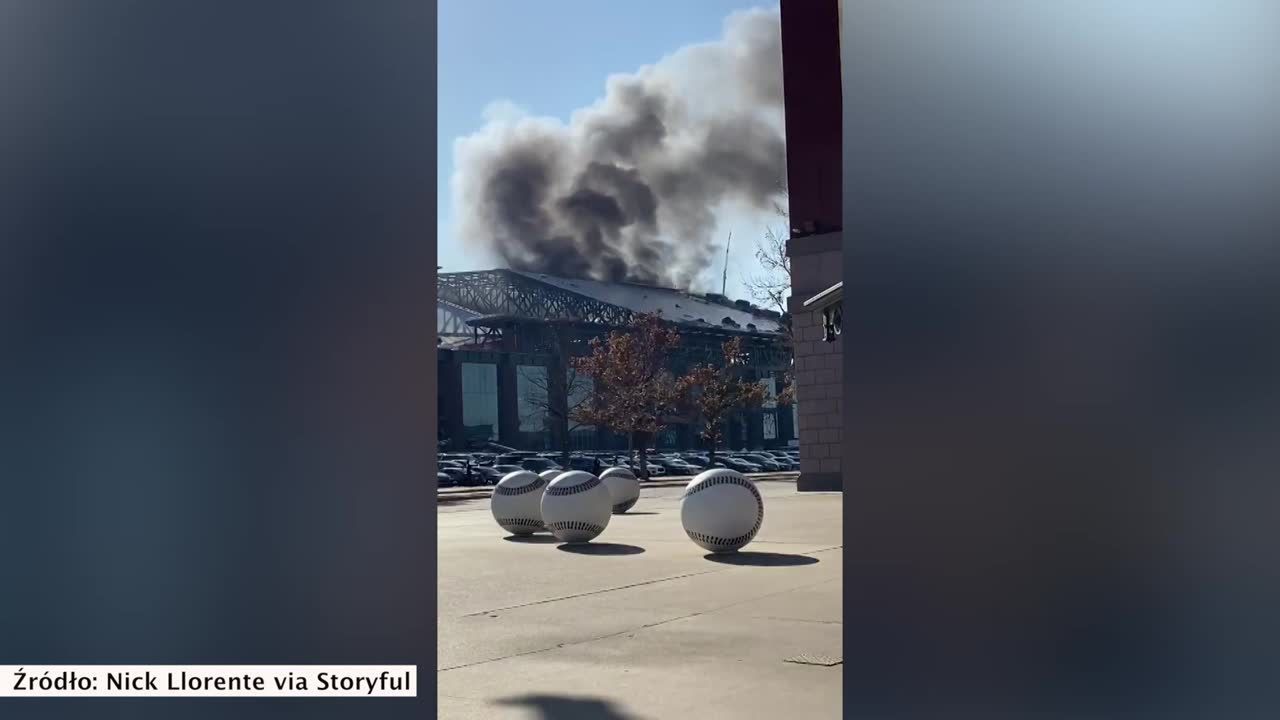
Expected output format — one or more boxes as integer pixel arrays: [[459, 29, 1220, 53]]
[[438, 480, 843, 719]]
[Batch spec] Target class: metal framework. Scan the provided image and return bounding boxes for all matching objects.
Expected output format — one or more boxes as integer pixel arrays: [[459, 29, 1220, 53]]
[[437, 271, 796, 453], [439, 269, 791, 374], [438, 300, 481, 336], [439, 270, 634, 326]]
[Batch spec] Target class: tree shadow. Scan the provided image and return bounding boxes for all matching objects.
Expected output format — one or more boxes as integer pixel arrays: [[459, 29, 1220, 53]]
[[495, 694, 649, 720], [503, 534, 559, 544], [703, 551, 818, 566], [557, 543, 646, 555]]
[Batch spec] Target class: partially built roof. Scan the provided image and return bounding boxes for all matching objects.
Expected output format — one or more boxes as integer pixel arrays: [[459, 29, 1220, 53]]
[[438, 269, 784, 335]]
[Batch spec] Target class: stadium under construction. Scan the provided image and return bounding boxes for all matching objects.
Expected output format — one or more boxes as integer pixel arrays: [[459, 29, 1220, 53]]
[[438, 269, 795, 453]]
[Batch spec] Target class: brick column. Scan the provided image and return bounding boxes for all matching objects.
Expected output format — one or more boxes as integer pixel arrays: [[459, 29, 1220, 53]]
[[780, 0, 843, 490], [792, 297, 843, 491], [788, 233, 844, 491]]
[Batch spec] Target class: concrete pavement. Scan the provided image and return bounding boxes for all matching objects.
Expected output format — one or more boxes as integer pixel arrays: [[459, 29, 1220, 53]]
[[437, 480, 843, 719]]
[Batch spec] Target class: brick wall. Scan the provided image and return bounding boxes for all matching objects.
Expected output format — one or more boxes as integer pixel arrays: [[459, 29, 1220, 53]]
[[789, 238, 843, 491], [791, 300, 843, 482]]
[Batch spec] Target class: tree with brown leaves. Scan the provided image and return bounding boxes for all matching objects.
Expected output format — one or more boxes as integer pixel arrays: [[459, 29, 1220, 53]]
[[570, 313, 686, 479], [678, 336, 768, 465]]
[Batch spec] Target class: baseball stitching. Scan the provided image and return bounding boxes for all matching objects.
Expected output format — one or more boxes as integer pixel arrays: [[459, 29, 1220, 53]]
[[545, 476, 602, 496], [545, 520, 605, 534], [497, 517, 544, 530], [682, 474, 761, 500], [494, 477, 546, 496], [684, 475, 764, 548]]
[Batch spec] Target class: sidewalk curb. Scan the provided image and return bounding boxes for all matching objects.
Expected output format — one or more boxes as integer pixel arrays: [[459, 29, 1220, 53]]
[[438, 472, 799, 501]]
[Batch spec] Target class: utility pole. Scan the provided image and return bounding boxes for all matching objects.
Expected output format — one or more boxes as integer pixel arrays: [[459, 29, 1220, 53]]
[[720, 231, 732, 296]]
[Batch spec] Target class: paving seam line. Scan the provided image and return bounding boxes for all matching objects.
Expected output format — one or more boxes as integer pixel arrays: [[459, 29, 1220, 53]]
[[440, 577, 840, 674], [458, 544, 842, 618]]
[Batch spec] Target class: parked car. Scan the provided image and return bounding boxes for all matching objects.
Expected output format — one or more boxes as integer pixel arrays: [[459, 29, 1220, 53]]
[[491, 464, 525, 477], [770, 457, 799, 471], [656, 457, 697, 475], [623, 459, 665, 478], [767, 452, 800, 470], [438, 466, 468, 485], [740, 453, 784, 472], [680, 453, 711, 468], [566, 455, 598, 472], [720, 457, 763, 473], [470, 465, 503, 485], [436, 471, 456, 488], [440, 461, 487, 485], [520, 457, 562, 473]]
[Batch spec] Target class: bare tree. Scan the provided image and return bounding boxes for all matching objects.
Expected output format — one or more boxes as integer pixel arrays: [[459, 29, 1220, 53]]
[[744, 184, 796, 405], [746, 229, 790, 315], [518, 363, 593, 464]]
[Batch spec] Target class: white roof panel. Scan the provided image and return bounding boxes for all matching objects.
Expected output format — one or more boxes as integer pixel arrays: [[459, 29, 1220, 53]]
[[511, 271, 782, 333]]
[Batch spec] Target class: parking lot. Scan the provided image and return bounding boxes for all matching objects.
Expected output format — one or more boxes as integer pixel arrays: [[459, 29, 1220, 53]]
[[437, 448, 800, 488]]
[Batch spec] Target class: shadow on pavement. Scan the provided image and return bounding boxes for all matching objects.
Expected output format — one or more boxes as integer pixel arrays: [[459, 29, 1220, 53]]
[[496, 694, 648, 720], [557, 542, 646, 555], [703, 551, 819, 566], [502, 534, 560, 544], [436, 494, 475, 504]]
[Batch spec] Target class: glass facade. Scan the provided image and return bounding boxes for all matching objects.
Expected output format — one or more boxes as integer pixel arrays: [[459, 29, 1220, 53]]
[[443, 352, 790, 451], [460, 362, 498, 442], [516, 365, 549, 433], [567, 370, 593, 432]]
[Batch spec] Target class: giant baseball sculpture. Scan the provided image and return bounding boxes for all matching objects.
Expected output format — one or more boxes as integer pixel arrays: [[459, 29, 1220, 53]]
[[490, 470, 548, 537], [540, 471, 612, 543], [536, 470, 563, 531], [680, 468, 764, 553], [599, 466, 640, 514]]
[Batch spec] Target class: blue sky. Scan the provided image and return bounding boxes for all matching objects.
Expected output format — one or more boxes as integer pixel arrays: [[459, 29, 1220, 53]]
[[437, 0, 784, 303]]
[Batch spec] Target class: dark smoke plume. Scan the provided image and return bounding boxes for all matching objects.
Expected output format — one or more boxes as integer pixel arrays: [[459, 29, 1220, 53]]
[[452, 8, 786, 290]]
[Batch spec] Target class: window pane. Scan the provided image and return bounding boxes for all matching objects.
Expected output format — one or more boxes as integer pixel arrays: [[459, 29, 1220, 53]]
[[568, 369, 594, 432], [516, 365, 548, 433], [461, 363, 498, 441]]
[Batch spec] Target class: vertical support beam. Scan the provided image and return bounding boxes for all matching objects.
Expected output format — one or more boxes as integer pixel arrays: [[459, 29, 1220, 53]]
[[782, 0, 843, 491], [747, 408, 765, 450], [440, 351, 465, 450], [772, 369, 792, 444], [497, 356, 520, 447], [677, 422, 694, 452], [549, 330, 571, 458]]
